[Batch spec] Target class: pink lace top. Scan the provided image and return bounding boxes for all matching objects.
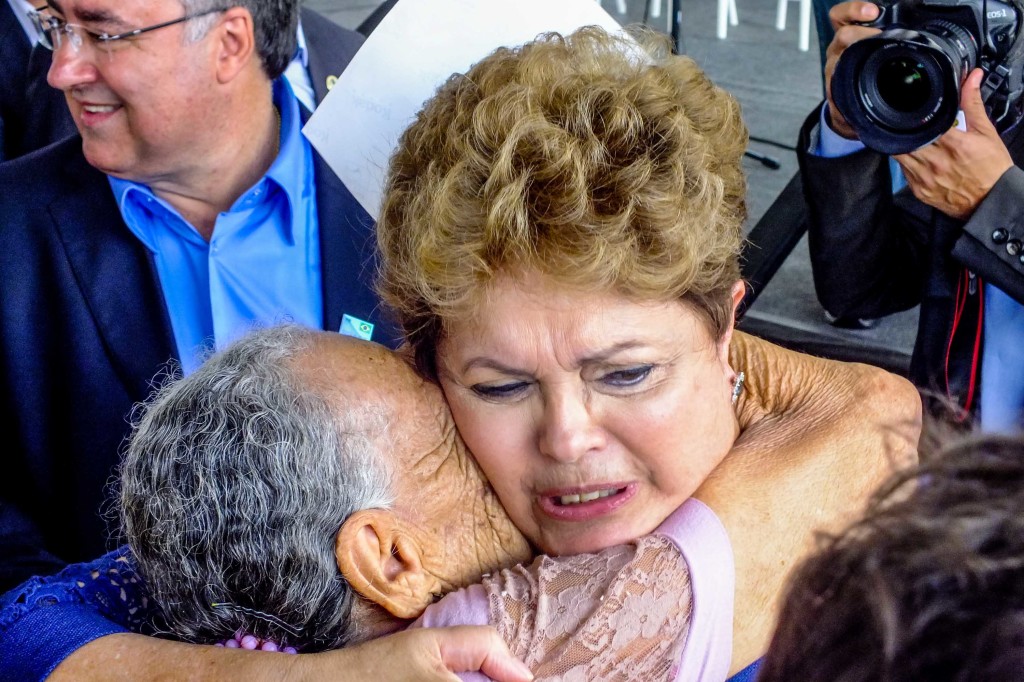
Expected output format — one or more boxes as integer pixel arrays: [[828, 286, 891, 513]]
[[414, 499, 734, 681]]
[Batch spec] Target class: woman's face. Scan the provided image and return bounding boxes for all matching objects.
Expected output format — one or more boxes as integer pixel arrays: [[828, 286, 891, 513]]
[[437, 270, 742, 556]]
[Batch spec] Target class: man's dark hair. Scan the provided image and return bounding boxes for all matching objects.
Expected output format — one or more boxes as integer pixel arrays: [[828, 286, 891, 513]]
[[759, 433, 1024, 682], [182, 0, 298, 79]]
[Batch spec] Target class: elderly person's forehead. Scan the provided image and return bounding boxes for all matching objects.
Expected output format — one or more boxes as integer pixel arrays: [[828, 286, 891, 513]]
[[295, 333, 441, 407]]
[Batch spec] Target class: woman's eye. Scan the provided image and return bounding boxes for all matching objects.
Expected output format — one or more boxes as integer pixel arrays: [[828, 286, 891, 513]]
[[600, 365, 653, 387], [471, 382, 529, 399]]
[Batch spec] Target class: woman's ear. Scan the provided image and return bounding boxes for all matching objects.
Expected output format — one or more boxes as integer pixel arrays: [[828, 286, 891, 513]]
[[719, 279, 747, 359], [335, 509, 441, 619]]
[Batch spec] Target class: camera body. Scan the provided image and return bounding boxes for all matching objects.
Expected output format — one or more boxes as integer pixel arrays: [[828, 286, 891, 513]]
[[832, 0, 1024, 154]]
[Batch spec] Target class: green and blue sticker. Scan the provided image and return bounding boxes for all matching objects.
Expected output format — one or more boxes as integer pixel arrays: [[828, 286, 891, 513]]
[[340, 314, 374, 341]]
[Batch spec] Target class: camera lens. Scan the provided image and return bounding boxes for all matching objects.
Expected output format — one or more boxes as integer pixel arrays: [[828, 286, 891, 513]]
[[830, 0, 1023, 154], [876, 57, 931, 112], [833, 30, 966, 154], [858, 45, 947, 128]]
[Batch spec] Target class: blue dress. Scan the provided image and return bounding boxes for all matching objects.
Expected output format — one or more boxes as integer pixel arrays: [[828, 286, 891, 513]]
[[0, 547, 154, 682]]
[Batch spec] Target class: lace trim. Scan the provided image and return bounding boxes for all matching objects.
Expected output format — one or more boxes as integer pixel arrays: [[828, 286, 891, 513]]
[[1, 547, 155, 633], [486, 534, 692, 681]]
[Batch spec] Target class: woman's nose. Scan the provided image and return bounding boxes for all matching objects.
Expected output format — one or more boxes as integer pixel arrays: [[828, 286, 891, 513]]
[[537, 392, 606, 463]]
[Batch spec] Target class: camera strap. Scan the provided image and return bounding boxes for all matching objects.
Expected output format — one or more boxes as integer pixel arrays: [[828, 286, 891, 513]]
[[944, 268, 984, 420], [982, 0, 1024, 124]]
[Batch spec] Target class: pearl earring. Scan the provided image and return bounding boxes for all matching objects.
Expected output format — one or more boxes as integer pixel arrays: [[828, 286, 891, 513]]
[[731, 371, 745, 405]]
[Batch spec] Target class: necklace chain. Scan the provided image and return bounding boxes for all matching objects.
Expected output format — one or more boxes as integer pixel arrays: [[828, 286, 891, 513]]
[[273, 106, 281, 158]]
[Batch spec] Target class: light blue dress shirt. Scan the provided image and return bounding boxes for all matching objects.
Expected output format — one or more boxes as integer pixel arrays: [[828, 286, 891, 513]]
[[110, 78, 322, 375], [980, 285, 1024, 431], [284, 23, 317, 113], [814, 104, 1024, 431]]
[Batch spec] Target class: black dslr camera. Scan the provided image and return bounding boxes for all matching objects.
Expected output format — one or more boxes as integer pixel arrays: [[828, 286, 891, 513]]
[[832, 0, 1024, 154]]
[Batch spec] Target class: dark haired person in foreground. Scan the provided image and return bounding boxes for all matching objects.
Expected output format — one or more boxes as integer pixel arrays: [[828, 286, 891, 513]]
[[760, 433, 1024, 681]]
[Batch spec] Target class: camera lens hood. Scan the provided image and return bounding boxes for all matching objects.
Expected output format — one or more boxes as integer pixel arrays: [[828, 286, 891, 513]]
[[833, 31, 963, 154]]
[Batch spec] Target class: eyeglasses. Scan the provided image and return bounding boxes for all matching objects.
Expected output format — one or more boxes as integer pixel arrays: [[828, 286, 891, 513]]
[[29, 7, 228, 59]]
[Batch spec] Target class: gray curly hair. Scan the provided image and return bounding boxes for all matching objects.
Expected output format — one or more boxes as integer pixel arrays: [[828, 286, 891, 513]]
[[120, 326, 394, 651]]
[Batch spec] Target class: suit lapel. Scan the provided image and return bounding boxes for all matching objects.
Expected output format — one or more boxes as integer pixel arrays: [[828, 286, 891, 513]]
[[313, 147, 380, 334], [301, 10, 380, 333], [300, 7, 365, 105], [51, 148, 177, 399], [307, 45, 334, 106]]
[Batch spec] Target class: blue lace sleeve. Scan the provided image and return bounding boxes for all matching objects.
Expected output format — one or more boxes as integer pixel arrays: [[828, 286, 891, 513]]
[[0, 546, 157, 682]]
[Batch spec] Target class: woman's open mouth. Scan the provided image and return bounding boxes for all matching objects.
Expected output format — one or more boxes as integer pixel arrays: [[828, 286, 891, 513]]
[[538, 483, 635, 521]]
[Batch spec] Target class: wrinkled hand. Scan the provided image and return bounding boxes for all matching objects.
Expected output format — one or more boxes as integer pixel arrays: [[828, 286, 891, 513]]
[[894, 68, 1015, 219], [50, 627, 534, 682], [824, 1, 881, 139], [308, 626, 534, 682]]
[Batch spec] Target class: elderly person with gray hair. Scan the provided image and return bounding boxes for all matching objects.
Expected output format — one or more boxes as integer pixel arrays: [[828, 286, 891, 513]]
[[0, 323, 916, 681], [121, 324, 529, 652], [122, 326, 397, 651], [1, 325, 534, 682]]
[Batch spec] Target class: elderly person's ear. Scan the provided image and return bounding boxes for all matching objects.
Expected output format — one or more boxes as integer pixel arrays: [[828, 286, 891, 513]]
[[335, 510, 442, 619]]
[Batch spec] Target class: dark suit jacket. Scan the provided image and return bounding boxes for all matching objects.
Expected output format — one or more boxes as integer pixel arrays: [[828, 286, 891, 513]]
[[0, 15, 391, 592], [0, 136, 399, 592], [0, 0, 33, 161], [302, 7, 364, 104], [3, 7, 357, 161], [798, 102, 1024, 406]]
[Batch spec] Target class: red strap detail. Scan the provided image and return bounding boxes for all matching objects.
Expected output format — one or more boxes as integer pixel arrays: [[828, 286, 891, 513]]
[[962, 279, 984, 415], [944, 269, 967, 399], [943, 270, 984, 419]]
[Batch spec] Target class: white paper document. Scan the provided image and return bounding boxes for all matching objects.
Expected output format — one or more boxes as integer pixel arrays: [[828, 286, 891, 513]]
[[303, 0, 622, 220]]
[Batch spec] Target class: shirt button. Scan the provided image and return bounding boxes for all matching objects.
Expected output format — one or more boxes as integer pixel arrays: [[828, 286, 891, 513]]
[[1007, 239, 1022, 257], [992, 228, 1009, 244]]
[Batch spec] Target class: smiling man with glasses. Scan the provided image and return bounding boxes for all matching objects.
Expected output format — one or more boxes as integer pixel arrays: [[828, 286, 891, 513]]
[[0, 0, 409, 677], [1, 2, 361, 162]]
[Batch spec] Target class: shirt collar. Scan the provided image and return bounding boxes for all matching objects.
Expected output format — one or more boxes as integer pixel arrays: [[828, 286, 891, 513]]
[[108, 77, 309, 247], [263, 76, 309, 245], [108, 179, 203, 250], [8, 0, 40, 44], [295, 20, 308, 68]]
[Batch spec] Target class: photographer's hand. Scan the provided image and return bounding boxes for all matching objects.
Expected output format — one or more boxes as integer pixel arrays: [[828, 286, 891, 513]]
[[824, 1, 881, 139], [895, 69, 1014, 220]]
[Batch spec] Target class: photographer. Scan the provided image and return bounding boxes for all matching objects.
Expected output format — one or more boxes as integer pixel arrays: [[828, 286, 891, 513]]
[[798, 0, 1024, 430]]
